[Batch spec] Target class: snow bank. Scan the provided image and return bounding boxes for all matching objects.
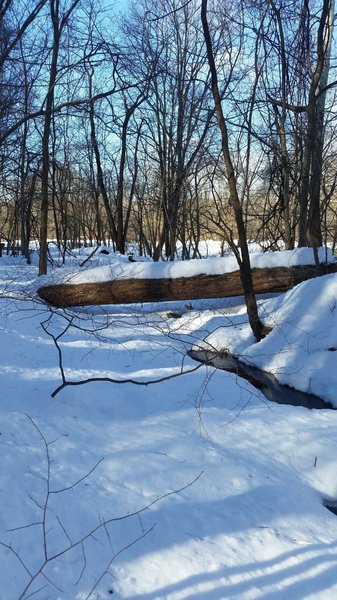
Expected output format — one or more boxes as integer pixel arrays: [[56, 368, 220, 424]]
[[63, 246, 334, 284], [201, 272, 337, 406]]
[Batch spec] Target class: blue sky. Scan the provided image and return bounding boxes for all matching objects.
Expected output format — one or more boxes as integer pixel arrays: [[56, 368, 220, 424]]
[[103, 0, 130, 13]]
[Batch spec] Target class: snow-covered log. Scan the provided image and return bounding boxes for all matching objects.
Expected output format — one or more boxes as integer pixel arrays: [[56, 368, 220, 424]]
[[38, 263, 337, 308]]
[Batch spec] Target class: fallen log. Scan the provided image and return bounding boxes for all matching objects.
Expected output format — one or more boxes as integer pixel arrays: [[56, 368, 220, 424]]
[[38, 262, 337, 308]]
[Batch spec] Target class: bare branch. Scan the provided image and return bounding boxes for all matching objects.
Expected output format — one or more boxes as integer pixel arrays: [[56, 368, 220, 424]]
[[51, 362, 204, 398], [145, 0, 194, 22]]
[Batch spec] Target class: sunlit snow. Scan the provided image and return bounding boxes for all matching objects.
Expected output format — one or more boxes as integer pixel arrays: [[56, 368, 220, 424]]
[[1, 247, 337, 599]]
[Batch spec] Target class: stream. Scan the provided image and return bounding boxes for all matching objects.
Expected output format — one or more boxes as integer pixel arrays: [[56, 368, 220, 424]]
[[189, 349, 335, 410]]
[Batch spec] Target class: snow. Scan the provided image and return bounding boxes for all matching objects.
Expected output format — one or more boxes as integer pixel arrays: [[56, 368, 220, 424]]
[[44, 246, 334, 285], [1, 248, 337, 599], [200, 272, 337, 404]]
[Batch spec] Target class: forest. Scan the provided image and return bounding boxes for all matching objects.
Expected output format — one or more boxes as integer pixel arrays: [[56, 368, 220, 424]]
[[3, 2, 337, 597], [0, 0, 336, 274]]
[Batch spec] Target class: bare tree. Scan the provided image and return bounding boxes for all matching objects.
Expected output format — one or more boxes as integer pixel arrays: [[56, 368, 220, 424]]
[[39, 0, 81, 275], [201, 0, 263, 341], [123, 0, 216, 261], [306, 0, 335, 254], [263, 0, 336, 252]]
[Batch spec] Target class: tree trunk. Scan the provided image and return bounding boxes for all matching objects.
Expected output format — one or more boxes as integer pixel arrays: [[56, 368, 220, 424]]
[[88, 71, 118, 248], [307, 0, 334, 249], [267, 1, 294, 249], [38, 0, 81, 275], [39, 1, 60, 275], [201, 0, 263, 341], [298, 0, 333, 249], [38, 263, 337, 308]]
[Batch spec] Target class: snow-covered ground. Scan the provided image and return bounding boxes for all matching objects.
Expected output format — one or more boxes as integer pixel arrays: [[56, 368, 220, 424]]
[[42, 246, 334, 285], [1, 248, 337, 599]]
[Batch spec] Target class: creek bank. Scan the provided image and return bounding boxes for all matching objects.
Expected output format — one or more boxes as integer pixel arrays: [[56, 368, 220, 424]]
[[189, 349, 335, 410]]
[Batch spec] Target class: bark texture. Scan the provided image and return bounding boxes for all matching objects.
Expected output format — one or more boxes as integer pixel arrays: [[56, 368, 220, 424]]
[[38, 263, 337, 308]]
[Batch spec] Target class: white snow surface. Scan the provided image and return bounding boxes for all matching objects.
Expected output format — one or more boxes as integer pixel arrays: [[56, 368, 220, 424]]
[[54, 246, 333, 284], [1, 248, 337, 599], [201, 270, 337, 404]]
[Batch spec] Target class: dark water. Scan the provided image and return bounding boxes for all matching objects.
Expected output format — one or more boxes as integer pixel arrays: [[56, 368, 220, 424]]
[[325, 503, 337, 516], [189, 349, 335, 410]]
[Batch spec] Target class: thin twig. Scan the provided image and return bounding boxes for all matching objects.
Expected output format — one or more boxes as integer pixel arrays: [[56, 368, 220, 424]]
[[4, 416, 203, 600]]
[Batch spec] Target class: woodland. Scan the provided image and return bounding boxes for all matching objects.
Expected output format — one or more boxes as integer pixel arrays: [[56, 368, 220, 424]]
[[0, 0, 336, 277], [3, 3, 337, 597]]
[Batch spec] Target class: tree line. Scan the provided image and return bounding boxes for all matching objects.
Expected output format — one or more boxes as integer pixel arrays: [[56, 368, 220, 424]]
[[0, 0, 336, 278]]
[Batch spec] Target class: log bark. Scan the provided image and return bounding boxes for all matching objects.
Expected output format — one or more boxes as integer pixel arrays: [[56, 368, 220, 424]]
[[37, 263, 337, 308]]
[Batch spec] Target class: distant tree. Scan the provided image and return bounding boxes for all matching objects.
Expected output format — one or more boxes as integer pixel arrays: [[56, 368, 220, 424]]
[[0, 1, 48, 259], [261, 0, 336, 252], [123, 0, 216, 261], [304, 0, 335, 255]]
